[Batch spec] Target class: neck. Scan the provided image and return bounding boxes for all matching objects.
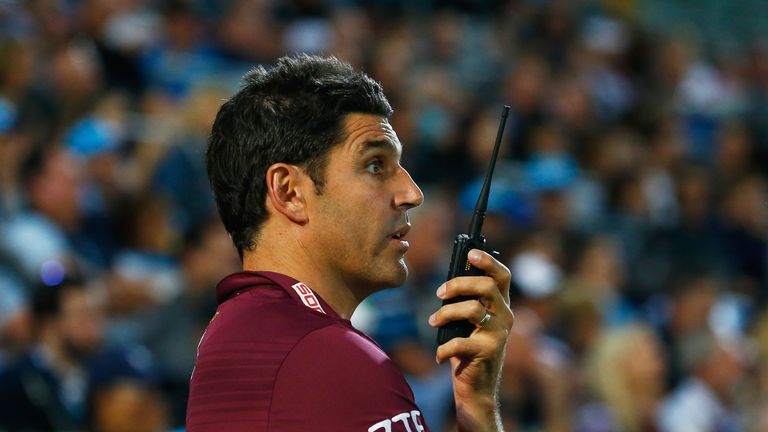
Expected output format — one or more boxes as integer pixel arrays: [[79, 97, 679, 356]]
[[242, 228, 360, 320]]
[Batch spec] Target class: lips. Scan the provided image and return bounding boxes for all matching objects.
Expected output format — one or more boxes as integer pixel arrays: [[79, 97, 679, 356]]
[[389, 224, 411, 251], [389, 224, 411, 240]]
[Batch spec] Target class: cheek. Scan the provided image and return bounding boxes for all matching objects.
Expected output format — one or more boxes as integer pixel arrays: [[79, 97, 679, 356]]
[[320, 191, 378, 239], [312, 197, 364, 259], [345, 209, 385, 256], [311, 174, 401, 267]]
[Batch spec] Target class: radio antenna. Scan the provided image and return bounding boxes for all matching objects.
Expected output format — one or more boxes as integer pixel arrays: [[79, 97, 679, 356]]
[[468, 105, 510, 238]]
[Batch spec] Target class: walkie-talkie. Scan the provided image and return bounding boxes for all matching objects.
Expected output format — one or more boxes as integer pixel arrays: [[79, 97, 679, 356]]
[[437, 105, 510, 345]]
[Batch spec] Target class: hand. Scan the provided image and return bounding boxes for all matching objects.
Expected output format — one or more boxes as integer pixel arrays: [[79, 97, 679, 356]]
[[428, 249, 513, 432]]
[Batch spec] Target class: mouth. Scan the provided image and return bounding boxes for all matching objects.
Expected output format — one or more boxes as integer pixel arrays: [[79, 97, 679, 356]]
[[389, 224, 411, 250], [389, 224, 411, 239]]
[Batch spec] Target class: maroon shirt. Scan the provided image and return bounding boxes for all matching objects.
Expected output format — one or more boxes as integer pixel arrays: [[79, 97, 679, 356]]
[[187, 271, 430, 432]]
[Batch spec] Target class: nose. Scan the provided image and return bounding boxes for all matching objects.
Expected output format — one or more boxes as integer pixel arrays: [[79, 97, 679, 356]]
[[395, 166, 424, 210]]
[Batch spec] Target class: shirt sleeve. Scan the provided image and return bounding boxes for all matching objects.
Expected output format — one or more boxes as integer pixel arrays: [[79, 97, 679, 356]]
[[268, 324, 430, 432]]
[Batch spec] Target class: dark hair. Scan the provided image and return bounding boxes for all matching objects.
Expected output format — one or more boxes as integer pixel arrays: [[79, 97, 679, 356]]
[[206, 54, 392, 257], [32, 275, 86, 321]]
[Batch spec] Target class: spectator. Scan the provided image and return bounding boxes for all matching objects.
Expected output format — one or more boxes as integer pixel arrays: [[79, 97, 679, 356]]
[[0, 276, 105, 431], [576, 324, 666, 432], [0, 144, 98, 281], [87, 346, 169, 432], [658, 330, 749, 432]]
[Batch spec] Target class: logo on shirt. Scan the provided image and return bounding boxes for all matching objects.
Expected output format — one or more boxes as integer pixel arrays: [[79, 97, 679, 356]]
[[368, 410, 426, 432], [291, 282, 326, 314]]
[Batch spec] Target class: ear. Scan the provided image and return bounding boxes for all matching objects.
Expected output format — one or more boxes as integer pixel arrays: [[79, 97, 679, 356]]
[[265, 163, 309, 224]]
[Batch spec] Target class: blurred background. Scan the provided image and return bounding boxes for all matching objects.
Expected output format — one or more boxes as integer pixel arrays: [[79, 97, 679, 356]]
[[1, 0, 768, 431]]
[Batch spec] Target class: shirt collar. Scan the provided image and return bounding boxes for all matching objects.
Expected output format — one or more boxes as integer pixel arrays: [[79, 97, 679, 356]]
[[215, 271, 342, 320]]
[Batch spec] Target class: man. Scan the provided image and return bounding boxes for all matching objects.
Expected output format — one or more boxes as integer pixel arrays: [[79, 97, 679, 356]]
[[0, 277, 105, 431], [186, 55, 514, 431], [658, 329, 748, 432]]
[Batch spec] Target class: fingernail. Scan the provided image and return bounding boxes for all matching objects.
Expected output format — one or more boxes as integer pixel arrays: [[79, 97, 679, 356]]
[[436, 284, 446, 298], [468, 249, 481, 262], [428, 314, 436, 325]]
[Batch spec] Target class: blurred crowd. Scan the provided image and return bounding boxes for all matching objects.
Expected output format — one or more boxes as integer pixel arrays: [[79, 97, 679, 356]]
[[0, 0, 767, 431]]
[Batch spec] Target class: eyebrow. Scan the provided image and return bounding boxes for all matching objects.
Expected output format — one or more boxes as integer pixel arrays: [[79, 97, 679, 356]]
[[358, 138, 402, 159]]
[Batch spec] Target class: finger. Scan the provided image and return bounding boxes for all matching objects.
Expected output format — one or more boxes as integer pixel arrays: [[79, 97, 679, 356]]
[[436, 279, 516, 333], [428, 300, 488, 328], [467, 248, 511, 300], [436, 335, 485, 364], [437, 276, 505, 308]]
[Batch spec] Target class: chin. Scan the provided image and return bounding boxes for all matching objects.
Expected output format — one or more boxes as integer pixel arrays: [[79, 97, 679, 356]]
[[369, 260, 409, 290], [386, 259, 410, 287]]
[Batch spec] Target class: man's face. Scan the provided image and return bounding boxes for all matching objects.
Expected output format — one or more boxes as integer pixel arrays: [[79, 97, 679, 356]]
[[305, 113, 423, 297], [30, 148, 81, 230], [58, 287, 104, 361]]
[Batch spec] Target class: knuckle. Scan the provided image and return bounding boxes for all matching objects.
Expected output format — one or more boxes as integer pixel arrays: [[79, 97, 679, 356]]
[[499, 264, 512, 283], [450, 338, 467, 351], [477, 277, 494, 293], [471, 301, 485, 315], [481, 281, 498, 298]]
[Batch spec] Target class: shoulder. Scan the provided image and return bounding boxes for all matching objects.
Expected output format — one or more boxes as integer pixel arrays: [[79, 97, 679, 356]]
[[279, 323, 402, 383], [187, 293, 339, 430], [0, 354, 56, 422], [201, 284, 334, 349]]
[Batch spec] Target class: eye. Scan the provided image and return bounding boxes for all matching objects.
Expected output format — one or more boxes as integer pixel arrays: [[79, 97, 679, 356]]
[[366, 158, 383, 175]]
